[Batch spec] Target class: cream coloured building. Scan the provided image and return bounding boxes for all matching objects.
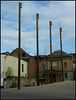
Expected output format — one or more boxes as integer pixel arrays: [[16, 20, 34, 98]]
[[1, 53, 28, 79], [1, 52, 30, 88]]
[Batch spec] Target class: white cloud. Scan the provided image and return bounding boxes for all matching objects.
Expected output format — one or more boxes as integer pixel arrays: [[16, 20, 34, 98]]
[[1, 27, 18, 40], [52, 43, 58, 52], [1, 1, 75, 54], [3, 39, 17, 47], [1, 2, 18, 20], [40, 42, 58, 55]]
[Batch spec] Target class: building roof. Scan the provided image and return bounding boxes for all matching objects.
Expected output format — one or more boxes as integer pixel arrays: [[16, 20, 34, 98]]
[[34, 50, 71, 59], [1, 48, 37, 62], [1, 53, 29, 62], [69, 53, 75, 57], [20, 57, 30, 62], [52, 49, 68, 57], [53, 49, 67, 54], [11, 48, 30, 57], [1, 52, 14, 56]]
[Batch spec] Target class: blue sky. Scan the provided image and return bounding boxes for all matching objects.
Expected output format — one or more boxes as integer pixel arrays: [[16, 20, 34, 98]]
[[1, 1, 75, 55]]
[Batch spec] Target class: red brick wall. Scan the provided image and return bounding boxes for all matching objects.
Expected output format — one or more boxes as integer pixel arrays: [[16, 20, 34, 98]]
[[11, 48, 29, 57], [28, 57, 37, 78]]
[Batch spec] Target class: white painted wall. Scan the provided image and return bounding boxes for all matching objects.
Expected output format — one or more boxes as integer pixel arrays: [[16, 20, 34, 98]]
[[1, 55, 4, 73], [1, 54, 28, 79]]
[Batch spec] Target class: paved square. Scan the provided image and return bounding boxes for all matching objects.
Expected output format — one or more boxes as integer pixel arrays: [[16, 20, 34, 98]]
[[1, 81, 75, 99]]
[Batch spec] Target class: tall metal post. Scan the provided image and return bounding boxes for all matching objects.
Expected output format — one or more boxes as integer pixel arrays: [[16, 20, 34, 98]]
[[60, 27, 64, 81], [18, 2, 22, 90], [49, 21, 53, 83], [0, 2, 1, 88], [36, 13, 39, 86]]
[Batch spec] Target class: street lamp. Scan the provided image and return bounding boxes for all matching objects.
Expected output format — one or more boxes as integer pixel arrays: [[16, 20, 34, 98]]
[[60, 27, 64, 81], [18, 2, 22, 90], [36, 13, 39, 86], [49, 21, 53, 83]]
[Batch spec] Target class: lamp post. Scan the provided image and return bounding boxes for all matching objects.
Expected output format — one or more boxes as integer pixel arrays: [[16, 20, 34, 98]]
[[36, 13, 39, 86], [18, 2, 22, 90], [49, 21, 53, 83], [60, 27, 64, 81]]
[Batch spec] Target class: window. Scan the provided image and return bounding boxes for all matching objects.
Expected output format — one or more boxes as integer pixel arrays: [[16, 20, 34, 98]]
[[22, 64, 24, 72], [22, 53, 25, 57], [64, 62, 67, 69], [65, 73, 68, 79]]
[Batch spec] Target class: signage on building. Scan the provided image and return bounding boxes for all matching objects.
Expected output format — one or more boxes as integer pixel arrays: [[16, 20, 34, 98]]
[[41, 66, 48, 69], [45, 66, 48, 69], [41, 66, 43, 68]]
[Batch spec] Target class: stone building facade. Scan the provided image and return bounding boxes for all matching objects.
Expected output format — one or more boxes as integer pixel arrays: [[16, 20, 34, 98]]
[[36, 50, 74, 85], [69, 53, 75, 80]]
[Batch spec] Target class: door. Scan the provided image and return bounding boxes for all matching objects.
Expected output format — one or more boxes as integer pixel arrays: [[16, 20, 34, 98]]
[[53, 74, 56, 82]]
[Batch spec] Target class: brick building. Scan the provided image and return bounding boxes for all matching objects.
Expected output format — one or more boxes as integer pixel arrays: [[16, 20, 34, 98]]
[[11, 48, 37, 78], [11, 48, 30, 57]]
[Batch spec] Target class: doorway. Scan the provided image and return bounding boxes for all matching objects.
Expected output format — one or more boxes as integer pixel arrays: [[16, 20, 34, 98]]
[[53, 74, 56, 82]]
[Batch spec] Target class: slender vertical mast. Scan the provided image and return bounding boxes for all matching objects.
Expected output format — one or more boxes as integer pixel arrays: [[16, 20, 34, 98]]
[[49, 21, 53, 83], [60, 27, 64, 81], [18, 2, 22, 90], [36, 13, 39, 86]]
